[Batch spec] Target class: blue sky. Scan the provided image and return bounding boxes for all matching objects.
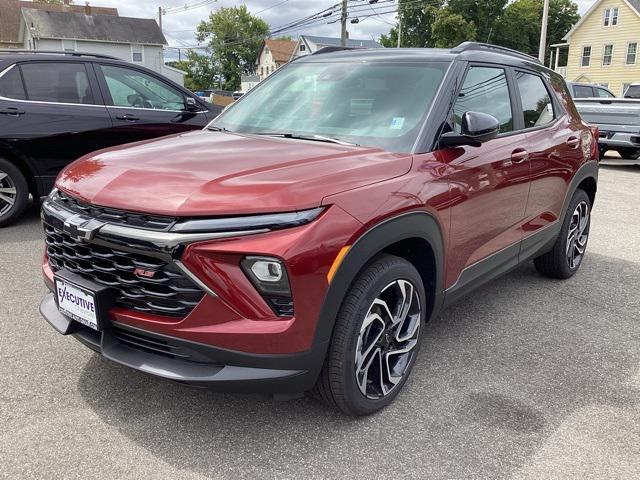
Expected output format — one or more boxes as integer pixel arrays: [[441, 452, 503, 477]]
[[86, 0, 595, 54]]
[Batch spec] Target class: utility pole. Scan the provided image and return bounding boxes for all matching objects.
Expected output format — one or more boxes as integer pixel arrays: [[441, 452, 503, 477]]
[[158, 6, 163, 33], [397, 18, 402, 48], [340, 0, 348, 47], [538, 0, 549, 63]]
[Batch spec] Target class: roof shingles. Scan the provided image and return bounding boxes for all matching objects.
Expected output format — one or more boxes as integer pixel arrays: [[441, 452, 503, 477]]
[[0, 0, 118, 44], [22, 8, 166, 45]]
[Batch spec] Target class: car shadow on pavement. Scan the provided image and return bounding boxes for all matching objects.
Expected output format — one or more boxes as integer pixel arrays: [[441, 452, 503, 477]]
[[0, 199, 43, 242], [76, 253, 639, 479]]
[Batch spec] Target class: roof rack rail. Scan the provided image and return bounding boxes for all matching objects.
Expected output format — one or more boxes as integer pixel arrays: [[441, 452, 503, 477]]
[[451, 42, 541, 65], [312, 46, 356, 55], [0, 49, 119, 60]]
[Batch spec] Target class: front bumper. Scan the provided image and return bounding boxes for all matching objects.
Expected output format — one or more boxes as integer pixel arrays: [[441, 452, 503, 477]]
[[40, 292, 326, 393]]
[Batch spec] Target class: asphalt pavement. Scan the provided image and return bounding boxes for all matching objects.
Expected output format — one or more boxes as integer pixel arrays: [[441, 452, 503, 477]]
[[0, 162, 638, 479]]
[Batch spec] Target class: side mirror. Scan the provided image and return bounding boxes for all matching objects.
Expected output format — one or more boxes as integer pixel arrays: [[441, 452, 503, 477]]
[[440, 111, 500, 147], [184, 96, 200, 112]]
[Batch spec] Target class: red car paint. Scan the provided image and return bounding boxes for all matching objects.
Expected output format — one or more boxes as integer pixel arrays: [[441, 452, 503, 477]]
[[44, 124, 595, 357], [42, 50, 598, 366]]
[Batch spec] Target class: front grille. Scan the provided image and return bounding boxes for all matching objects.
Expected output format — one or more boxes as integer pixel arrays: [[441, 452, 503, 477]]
[[113, 327, 190, 359], [55, 190, 176, 231], [45, 224, 204, 317]]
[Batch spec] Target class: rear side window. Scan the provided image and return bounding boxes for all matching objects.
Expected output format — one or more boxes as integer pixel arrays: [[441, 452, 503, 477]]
[[0, 66, 26, 100], [454, 66, 513, 133], [20, 62, 94, 104], [573, 85, 594, 98], [515, 72, 555, 128]]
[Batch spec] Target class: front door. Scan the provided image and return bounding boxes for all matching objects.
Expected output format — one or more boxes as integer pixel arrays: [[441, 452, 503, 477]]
[[440, 65, 531, 290], [94, 63, 209, 145]]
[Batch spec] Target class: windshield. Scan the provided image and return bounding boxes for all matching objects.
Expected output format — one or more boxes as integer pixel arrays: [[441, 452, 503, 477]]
[[210, 61, 449, 152]]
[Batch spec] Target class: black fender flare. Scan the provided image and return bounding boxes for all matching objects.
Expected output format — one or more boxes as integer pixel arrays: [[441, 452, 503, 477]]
[[559, 160, 599, 225], [313, 211, 445, 347]]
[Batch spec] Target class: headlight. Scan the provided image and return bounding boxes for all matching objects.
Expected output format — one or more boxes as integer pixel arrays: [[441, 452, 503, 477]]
[[241, 256, 293, 316], [171, 207, 325, 234]]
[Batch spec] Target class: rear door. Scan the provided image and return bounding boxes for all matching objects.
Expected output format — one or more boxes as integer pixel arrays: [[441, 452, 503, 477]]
[[0, 61, 113, 192], [514, 70, 584, 255], [94, 63, 209, 144], [441, 64, 531, 288]]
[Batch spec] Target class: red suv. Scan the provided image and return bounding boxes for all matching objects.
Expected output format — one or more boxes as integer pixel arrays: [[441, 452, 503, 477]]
[[39, 43, 599, 416]]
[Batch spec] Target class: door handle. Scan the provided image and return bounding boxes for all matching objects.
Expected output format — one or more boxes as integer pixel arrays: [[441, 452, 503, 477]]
[[0, 108, 25, 116], [566, 136, 580, 149], [115, 114, 140, 121], [511, 148, 529, 164]]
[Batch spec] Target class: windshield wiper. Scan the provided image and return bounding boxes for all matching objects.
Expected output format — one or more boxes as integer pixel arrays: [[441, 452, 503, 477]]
[[249, 132, 359, 146], [207, 126, 231, 132]]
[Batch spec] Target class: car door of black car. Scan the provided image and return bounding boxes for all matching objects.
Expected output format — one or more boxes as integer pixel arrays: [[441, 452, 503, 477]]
[[0, 61, 113, 193], [93, 63, 210, 144]]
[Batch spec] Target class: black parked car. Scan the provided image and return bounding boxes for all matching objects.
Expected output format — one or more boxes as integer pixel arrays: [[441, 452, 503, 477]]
[[0, 51, 222, 226]]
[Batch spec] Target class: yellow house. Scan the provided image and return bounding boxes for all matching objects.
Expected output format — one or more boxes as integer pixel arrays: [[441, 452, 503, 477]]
[[550, 0, 640, 96]]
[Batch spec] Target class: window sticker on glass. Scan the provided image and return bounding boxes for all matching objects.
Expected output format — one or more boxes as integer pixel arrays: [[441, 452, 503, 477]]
[[390, 117, 405, 130]]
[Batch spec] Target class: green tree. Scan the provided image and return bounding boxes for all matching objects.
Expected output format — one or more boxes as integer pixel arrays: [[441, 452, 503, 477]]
[[380, 0, 444, 48], [429, 7, 477, 48], [195, 6, 269, 91], [446, 0, 507, 43], [493, 0, 579, 63]]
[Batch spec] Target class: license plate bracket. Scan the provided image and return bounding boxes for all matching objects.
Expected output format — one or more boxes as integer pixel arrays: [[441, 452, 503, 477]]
[[54, 269, 114, 332]]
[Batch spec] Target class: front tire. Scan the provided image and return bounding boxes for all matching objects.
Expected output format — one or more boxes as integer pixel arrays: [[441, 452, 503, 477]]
[[313, 254, 426, 416], [0, 158, 28, 228], [534, 189, 591, 279]]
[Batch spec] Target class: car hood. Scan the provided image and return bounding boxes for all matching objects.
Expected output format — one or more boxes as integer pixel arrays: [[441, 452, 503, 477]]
[[56, 130, 412, 217]]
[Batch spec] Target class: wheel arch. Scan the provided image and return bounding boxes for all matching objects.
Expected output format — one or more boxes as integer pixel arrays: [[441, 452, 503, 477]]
[[560, 160, 598, 225], [0, 142, 38, 196], [313, 211, 445, 347]]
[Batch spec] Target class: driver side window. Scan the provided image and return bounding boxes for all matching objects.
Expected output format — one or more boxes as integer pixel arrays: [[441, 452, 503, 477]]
[[453, 66, 514, 134], [100, 65, 185, 111]]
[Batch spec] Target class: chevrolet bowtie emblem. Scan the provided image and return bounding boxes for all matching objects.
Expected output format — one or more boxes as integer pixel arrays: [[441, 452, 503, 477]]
[[63, 214, 105, 242]]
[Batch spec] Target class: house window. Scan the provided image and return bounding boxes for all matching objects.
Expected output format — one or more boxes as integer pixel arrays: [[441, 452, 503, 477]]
[[602, 44, 614, 66], [626, 42, 637, 64], [581, 46, 591, 67], [604, 8, 619, 26], [612, 7, 619, 25], [131, 44, 143, 63], [299, 44, 306, 52]]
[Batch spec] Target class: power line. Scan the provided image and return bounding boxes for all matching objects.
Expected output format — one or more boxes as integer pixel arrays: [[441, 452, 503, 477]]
[[162, 0, 216, 15]]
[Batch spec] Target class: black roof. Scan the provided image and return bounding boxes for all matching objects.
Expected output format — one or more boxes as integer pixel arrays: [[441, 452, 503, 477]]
[[296, 42, 550, 72], [0, 51, 155, 73]]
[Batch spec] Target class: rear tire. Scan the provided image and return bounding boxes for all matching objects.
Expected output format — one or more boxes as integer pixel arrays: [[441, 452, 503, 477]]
[[312, 254, 426, 416], [0, 158, 28, 228], [534, 189, 591, 279]]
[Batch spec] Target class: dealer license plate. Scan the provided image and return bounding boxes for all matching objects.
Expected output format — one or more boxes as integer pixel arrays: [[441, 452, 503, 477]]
[[55, 278, 99, 331]]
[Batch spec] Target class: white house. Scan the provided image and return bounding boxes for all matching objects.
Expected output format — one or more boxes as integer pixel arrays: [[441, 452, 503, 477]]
[[290, 35, 383, 60], [255, 38, 296, 81], [0, 1, 184, 85], [21, 8, 168, 75]]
